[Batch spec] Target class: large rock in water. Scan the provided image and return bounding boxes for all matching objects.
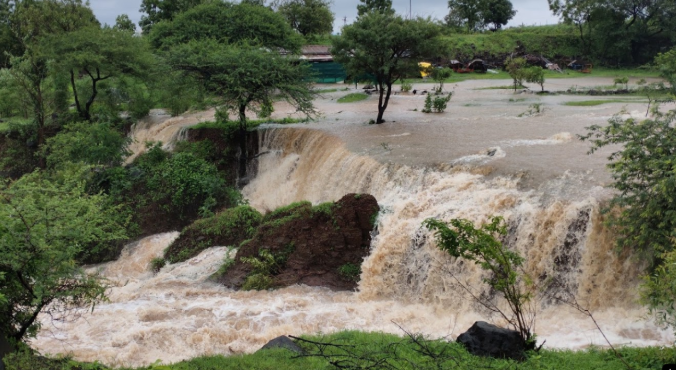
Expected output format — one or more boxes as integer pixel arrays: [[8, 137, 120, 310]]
[[456, 321, 527, 361], [218, 193, 379, 290]]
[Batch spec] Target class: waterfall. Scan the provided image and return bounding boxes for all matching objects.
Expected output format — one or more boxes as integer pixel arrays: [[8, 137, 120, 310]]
[[33, 127, 672, 367]]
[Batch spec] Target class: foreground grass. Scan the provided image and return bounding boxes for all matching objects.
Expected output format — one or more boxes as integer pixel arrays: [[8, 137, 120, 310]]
[[8, 331, 675, 370], [337, 92, 369, 103]]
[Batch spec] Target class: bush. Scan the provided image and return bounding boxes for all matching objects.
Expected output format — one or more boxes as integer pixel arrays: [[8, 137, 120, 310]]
[[43, 122, 131, 169], [149, 257, 166, 273], [423, 93, 452, 113], [338, 263, 361, 282]]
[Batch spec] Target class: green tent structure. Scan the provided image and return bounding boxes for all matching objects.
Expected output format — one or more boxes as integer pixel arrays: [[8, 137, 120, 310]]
[[301, 45, 346, 83]]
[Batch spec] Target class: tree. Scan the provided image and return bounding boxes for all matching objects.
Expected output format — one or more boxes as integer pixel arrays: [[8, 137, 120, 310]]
[[44, 26, 156, 121], [446, 0, 483, 32], [166, 41, 315, 179], [548, 0, 675, 64], [148, 1, 302, 52], [424, 216, 536, 347], [524, 66, 545, 92], [579, 109, 675, 263], [356, 0, 394, 16], [276, 0, 334, 37], [504, 56, 526, 91], [113, 14, 136, 33], [5, 0, 98, 151], [481, 0, 516, 31], [138, 0, 206, 34], [332, 13, 443, 123], [0, 168, 126, 344]]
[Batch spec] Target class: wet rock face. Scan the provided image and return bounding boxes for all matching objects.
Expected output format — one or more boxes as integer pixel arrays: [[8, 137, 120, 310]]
[[218, 193, 379, 291]]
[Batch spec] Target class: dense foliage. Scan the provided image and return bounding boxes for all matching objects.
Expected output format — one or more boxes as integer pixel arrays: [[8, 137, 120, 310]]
[[0, 167, 126, 343], [275, 0, 334, 37], [446, 0, 516, 32]]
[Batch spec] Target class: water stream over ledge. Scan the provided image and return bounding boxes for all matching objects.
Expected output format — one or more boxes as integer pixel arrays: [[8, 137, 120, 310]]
[[33, 125, 672, 367]]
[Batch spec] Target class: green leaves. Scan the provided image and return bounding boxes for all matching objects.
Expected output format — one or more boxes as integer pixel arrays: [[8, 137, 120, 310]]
[[424, 216, 535, 344], [0, 168, 126, 341]]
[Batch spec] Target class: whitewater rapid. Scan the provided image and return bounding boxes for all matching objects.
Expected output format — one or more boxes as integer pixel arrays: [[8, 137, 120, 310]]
[[33, 126, 673, 367]]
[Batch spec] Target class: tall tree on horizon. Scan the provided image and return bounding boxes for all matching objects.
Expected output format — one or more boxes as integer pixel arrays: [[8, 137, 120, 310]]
[[357, 0, 394, 16]]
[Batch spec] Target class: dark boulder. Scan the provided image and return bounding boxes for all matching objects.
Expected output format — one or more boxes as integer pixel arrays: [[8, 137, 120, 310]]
[[257, 335, 304, 354], [456, 321, 527, 361]]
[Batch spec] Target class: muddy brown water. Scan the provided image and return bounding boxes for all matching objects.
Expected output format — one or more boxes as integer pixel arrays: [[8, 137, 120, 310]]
[[33, 78, 674, 367]]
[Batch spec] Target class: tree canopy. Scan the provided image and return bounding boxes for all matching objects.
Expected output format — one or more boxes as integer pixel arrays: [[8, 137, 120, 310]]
[[138, 0, 206, 34], [276, 0, 334, 37], [446, 0, 516, 32], [44, 26, 156, 121], [167, 40, 315, 177], [548, 0, 675, 64], [332, 12, 443, 123], [356, 0, 394, 16], [148, 1, 303, 52]]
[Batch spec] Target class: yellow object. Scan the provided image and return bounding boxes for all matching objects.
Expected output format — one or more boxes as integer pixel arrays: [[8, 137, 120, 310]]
[[419, 62, 431, 78]]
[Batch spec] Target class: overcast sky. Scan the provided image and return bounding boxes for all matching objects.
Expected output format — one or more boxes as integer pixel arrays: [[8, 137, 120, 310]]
[[89, 0, 560, 33]]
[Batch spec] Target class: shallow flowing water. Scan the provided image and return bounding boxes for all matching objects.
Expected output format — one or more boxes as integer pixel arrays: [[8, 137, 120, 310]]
[[33, 78, 674, 367]]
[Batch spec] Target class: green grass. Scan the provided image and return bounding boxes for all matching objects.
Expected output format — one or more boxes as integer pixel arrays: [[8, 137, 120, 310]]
[[337, 92, 369, 103], [189, 117, 309, 131], [563, 99, 647, 106], [315, 88, 338, 93], [8, 331, 674, 370]]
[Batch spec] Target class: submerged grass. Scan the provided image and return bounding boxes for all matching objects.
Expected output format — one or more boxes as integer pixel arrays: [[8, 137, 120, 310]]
[[563, 99, 647, 106], [337, 92, 369, 103]]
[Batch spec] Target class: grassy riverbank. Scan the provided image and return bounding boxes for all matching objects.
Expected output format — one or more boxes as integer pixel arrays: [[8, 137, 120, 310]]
[[7, 331, 674, 370]]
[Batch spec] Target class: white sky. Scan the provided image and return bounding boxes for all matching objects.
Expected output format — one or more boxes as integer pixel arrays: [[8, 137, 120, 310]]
[[88, 0, 561, 33]]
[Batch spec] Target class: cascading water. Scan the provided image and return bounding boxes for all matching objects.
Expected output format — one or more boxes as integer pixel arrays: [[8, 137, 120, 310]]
[[33, 124, 672, 367]]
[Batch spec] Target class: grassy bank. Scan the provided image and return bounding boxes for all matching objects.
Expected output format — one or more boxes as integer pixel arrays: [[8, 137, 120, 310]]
[[8, 331, 675, 370]]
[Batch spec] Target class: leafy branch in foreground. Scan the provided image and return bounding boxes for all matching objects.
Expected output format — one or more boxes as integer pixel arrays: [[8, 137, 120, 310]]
[[0, 167, 126, 344], [423, 216, 537, 348]]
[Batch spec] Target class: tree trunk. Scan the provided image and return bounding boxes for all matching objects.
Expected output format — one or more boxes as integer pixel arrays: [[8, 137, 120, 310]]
[[238, 105, 248, 180], [376, 82, 393, 124]]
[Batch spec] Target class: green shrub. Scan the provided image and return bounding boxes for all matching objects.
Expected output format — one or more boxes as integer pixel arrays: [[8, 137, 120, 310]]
[[400, 80, 413, 92], [165, 206, 262, 263], [423, 93, 452, 113], [43, 122, 131, 169], [149, 257, 166, 273], [241, 244, 295, 291], [337, 93, 369, 103], [338, 263, 361, 282]]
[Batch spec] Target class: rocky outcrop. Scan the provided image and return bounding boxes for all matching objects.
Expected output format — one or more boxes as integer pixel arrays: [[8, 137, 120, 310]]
[[457, 321, 527, 361], [217, 193, 379, 291]]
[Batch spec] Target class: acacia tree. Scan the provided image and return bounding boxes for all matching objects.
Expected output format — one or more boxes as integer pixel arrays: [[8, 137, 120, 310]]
[[167, 40, 315, 180], [332, 13, 443, 124], [0, 168, 126, 344], [44, 26, 156, 121], [275, 0, 334, 37]]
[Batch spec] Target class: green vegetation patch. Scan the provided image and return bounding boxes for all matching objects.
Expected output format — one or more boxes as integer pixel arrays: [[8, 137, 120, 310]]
[[337, 92, 369, 103], [475, 85, 526, 90], [164, 205, 263, 264], [563, 99, 645, 106], [9, 331, 673, 369]]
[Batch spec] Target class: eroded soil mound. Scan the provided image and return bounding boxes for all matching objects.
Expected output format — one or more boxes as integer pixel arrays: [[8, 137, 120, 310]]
[[218, 193, 379, 291]]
